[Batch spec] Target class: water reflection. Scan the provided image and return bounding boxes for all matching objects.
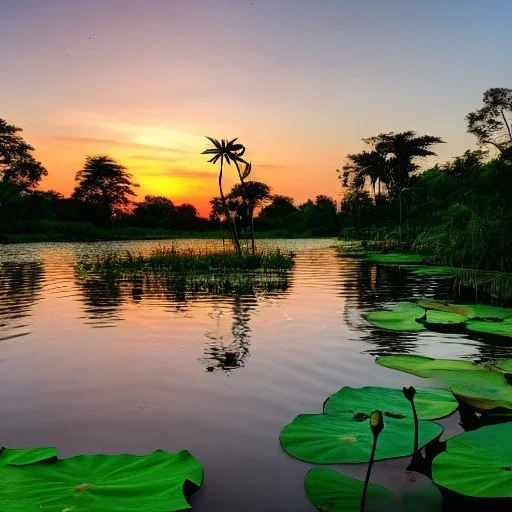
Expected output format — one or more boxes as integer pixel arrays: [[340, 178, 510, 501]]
[[0, 261, 44, 340], [200, 295, 256, 373], [74, 267, 291, 370], [336, 254, 512, 358]]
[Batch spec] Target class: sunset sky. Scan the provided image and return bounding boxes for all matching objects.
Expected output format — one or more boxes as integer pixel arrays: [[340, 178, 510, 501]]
[[2, 0, 511, 215]]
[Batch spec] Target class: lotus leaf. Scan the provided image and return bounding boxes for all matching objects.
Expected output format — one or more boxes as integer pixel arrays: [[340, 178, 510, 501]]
[[0, 449, 203, 512], [417, 299, 512, 320], [305, 468, 392, 511], [421, 310, 467, 329], [363, 303, 426, 331], [279, 412, 443, 464], [323, 386, 458, 420], [466, 318, 512, 338], [365, 253, 424, 264], [376, 355, 512, 411], [408, 266, 461, 277], [0, 447, 57, 466], [432, 422, 512, 498]]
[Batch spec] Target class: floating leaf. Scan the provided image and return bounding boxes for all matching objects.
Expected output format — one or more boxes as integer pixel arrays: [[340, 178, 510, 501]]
[[408, 266, 461, 277], [432, 422, 512, 498], [376, 355, 512, 411], [365, 253, 424, 264], [0, 447, 57, 466], [376, 355, 482, 378], [466, 318, 512, 338], [305, 468, 392, 511], [279, 412, 443, 464], [417, 299, 512, 320], [362, 303, 426, 331], [0, 449, 203, 512], [421, 310, 467, 329], [324, 386, 457, 420]]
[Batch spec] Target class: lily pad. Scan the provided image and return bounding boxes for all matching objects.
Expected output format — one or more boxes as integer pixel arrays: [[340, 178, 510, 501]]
[[421, 310, 467, 329], [363, 303, 426, 331], [376, 355, 483, 378], [323, 386, 458, 420], [432, 422, 512, 498], [279, 412, 443, 464], [408, 266, 461, 277], [466, 318, 512, 338], [417, 299, 512, 320], [365, 253, 424, 265], [0, 449, 203, 512], [305, 468, 392, 511], [0, 447, 57, 466], [376, 355, 512, 411]]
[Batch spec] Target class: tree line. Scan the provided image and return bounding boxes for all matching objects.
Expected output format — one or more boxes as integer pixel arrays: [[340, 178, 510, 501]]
[[337, 87, 512, 271], [0, 126, 341, 242]]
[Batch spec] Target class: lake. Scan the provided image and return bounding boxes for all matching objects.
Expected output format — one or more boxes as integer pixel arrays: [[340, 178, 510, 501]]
[[0, 239, 509, 511]]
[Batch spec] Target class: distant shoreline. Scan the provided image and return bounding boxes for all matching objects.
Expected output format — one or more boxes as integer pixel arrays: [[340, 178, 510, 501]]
[[0, 229, 325, 245]]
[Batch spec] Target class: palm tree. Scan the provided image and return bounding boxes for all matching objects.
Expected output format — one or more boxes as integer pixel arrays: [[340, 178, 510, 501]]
[[340, 150, 389, 198], [363, 131, 444, 198], [363, 131, 444, 242], [202, 137, 248, 254]]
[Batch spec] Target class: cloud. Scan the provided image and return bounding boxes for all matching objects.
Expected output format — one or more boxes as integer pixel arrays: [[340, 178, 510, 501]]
[[137, 168, 216, 179], [255, 163, 286, 170], [44, 135, 193, 154]]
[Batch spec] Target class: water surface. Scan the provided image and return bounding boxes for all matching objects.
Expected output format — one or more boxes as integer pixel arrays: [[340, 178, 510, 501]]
[[0, 239, 509, 511]]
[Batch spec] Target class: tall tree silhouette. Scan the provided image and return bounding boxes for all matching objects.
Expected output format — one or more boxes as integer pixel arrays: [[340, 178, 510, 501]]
[[467, 87, 512, 158], [202, 137, 250, 254], [0, 118, 47, 190], [363, 131, 444, 198], [339, 150, 389, 197], [72, 155, 138, 223], [228, 180, 271, 253]]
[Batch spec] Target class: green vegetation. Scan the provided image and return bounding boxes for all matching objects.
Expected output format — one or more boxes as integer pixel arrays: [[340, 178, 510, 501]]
[[363, 300, 512, 338], [284, 355, 512, 510], [362, 302, 426, 331], [279, 411, 442, 464], [323, 386, 457, 420], [75, 248, 294, 297], [305, 468, 393, 512], [0, 448, 203, 511], [338, 87, 512, 273], [78, 248, 294, 274], [432, 423, 512, 498]]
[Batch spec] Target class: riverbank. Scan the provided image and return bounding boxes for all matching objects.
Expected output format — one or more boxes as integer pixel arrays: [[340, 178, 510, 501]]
[[0, 221, 321, 244]]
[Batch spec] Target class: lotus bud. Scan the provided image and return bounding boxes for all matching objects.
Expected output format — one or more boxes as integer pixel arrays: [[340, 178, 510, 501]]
[[370, 410, 384, 437], [402, 386, 417, 402]]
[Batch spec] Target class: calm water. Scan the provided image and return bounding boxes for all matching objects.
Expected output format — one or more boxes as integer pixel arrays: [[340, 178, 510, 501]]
[[0, 239, 510, 511]]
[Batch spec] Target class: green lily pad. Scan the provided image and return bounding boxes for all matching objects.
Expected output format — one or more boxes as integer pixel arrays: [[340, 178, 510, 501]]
[[376, 355, 483, 377], [466, 319, 512, 338], [0, 447, 57, 466], [417, 299, 512, 320], [323, 386, 458, 420], [363, 303, 426, 331], [421, 310, 467, 329], [365, 253, 424, 264], [408, 266, 461, 277], [0, 449, 203, 512], [376, 355, 512, 411], [279, 412, 443, 464], [305, 468, 392, 511], [432, 422, 512, 498]]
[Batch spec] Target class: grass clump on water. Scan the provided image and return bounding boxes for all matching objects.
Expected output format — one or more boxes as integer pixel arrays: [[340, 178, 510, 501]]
[[77, 248, 295, 275]]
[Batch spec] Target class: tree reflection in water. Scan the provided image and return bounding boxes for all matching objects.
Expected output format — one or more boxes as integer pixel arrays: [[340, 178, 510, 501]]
[[75, 265, 291, 370], [0, 261, 44, 340], [199, 295, 256, 373]]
